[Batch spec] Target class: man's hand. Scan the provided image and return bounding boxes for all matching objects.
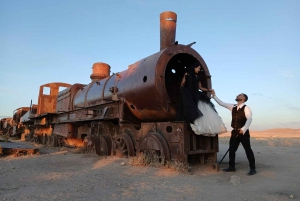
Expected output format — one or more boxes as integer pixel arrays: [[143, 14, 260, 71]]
[[238, 129, 244, 134]]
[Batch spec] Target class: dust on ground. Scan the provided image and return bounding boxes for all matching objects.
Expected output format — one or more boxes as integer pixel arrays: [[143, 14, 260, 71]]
[[1, 130, 300, 201]]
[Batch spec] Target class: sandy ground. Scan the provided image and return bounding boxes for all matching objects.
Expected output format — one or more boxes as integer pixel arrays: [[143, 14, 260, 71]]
[[1, 129, 300, 201]]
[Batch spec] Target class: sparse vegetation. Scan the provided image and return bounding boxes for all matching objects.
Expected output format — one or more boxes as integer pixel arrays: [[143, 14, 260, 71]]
[[74, 146, 95, 154], [0, 134, 9, 142], [128, 152, 189, 173]]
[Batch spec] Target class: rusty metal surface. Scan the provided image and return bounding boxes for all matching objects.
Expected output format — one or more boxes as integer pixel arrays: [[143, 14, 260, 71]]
[[90, 62, 110, 81], [69, 10, 212, 124], [21, 104, 37, 123], [56, 84, 85, 113], [93, 135, 112, 156], [138, 132, 171, 161], [59, 100, 124, 124], [36, 82, 71, 116], [87, 121, 218, 163], [10, 107, 31, 136], [13, 107, 30, 123], [72, 45, 212, 123], [135, 122, 218, 164], [160, 11, 177, 50], [29, 82, 71, 141], [90, 122, 140, 158], [113, 134, 134, 158], [0, 118, 13, 134]]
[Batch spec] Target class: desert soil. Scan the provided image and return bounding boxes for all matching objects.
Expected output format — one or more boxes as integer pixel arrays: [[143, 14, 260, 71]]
[[1, 129, 300, 201]]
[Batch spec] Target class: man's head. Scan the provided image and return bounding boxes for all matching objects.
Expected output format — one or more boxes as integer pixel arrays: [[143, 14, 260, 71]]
[[235, 93, 248, 102]]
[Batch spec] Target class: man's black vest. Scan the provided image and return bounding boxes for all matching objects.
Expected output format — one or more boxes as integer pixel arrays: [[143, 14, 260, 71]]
[[231, 105, 247, 129]]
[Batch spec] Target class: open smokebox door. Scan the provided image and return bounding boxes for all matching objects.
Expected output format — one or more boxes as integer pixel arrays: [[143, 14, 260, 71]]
[[164, 53, 212, 112]]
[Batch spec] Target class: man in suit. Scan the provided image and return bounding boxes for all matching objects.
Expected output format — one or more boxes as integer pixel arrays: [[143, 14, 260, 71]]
[[212, 91, 256, 175]]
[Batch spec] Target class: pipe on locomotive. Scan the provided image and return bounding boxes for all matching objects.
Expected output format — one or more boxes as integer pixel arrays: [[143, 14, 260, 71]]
[[160, 11, 177, 51], [72, 11, 212, 123]]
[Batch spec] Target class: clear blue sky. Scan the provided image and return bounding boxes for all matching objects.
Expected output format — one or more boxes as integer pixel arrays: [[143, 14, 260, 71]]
[[1, 0, 299, 130]]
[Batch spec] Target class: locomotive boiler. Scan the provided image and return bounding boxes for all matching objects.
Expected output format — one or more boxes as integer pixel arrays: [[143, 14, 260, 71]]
[[72, 13, 211, 123], [29, 11, 218, 165]]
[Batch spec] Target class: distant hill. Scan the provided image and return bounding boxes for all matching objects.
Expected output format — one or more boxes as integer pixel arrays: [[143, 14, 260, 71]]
[[219, 128, 300, 138], [257, 128, 300, 133], [0, 116, 12, 119]]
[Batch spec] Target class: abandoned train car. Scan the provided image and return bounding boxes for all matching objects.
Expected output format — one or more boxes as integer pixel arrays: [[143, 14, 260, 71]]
[[0, 117, 13, 135]]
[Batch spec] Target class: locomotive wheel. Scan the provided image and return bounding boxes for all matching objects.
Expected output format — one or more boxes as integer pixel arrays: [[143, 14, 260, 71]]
[[8, 127, 13, 136], [113, 134, 134, 158], [51, 135, 58, 147], [94, 135, 112, 156], [138, 132, 171, 161], [46, 135, 51, 146], [42, 134, 47, 145]]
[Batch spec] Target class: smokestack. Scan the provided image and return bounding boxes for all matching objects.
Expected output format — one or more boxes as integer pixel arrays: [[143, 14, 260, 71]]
[[160, 11, 177, 51]]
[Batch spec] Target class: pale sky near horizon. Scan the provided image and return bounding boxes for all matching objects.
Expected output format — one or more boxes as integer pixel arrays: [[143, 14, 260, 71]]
[[1, 0, 299, 130]]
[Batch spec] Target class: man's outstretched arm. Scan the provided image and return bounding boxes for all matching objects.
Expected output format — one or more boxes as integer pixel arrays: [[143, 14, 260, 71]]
[[212, 95, 234, 111]]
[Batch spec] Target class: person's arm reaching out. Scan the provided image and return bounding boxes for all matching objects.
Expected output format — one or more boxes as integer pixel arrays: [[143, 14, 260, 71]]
[[212, 95, 234, 111]]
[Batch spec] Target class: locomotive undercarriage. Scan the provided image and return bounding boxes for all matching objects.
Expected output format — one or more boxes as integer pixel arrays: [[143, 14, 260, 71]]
[[26, 99, 218, 166], [91, 120, 218, 165]]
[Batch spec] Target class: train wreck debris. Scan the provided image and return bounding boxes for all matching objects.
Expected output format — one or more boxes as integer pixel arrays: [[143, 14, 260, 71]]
[[0, 141, 39, 157]]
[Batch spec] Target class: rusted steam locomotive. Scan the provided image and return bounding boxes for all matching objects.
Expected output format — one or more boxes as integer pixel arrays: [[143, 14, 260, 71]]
[[0, 117, 13, 135], [20, 11, 219, 165], [0, 107, 34, 137]]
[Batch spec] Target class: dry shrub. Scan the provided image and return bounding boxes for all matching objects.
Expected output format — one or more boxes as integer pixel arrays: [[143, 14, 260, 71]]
[[0, 135, 9, 142], [74, 146, 94, 154], [129, 152, 189, 173], [10, 136, 19, 140], [165, 160, 189, 173], [129, 152, 165, 168]]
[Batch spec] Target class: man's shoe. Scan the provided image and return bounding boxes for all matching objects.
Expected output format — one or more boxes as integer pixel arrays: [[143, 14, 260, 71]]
[[247, 169, 256, 175], [222, 167, 236, 172]]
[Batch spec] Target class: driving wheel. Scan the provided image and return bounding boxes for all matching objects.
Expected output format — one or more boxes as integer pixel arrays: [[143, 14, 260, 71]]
[[94, 135, 112, 156], [113, 134, 134, 158], [138, 132, 171, 161]]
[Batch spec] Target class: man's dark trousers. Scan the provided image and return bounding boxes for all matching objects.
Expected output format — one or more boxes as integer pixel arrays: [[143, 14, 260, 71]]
[[229, 129, 255, 169]]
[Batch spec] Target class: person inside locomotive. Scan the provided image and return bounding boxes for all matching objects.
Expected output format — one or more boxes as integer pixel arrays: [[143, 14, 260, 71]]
[[175, 61, 227, 136]]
